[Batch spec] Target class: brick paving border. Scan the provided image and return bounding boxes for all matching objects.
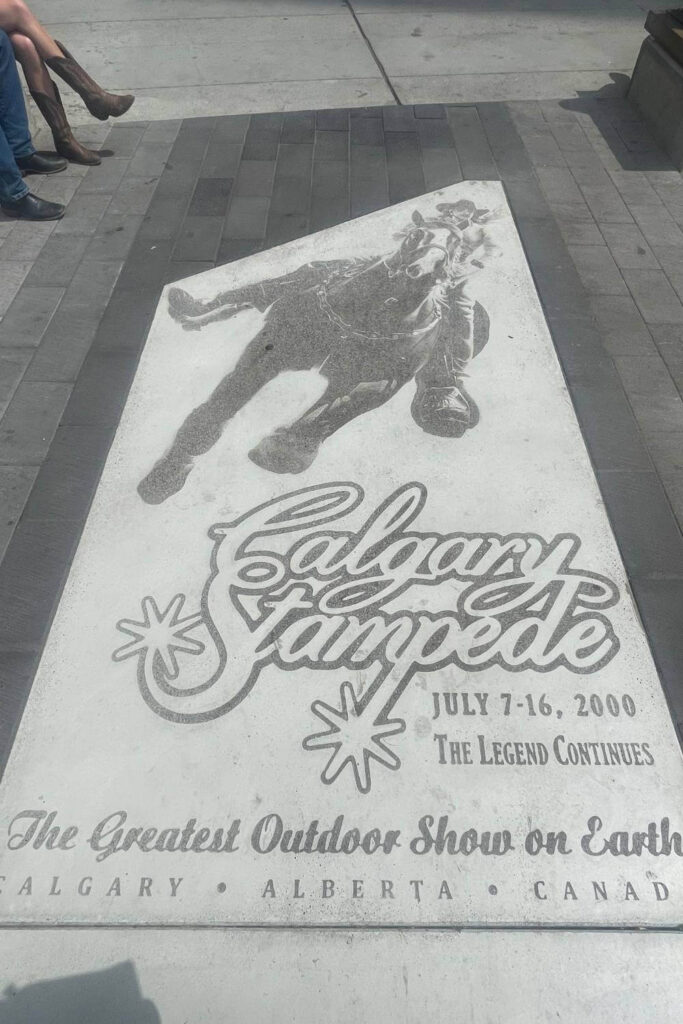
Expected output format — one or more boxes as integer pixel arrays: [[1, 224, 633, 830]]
[[1, 99, 683, 772]]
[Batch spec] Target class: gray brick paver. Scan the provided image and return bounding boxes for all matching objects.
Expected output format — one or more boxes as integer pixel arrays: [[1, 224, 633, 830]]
[[650, 246, 683, 303], [0, 220, 57, 261], [142, 120, 182, 145], [420, 148, 462, 191], [0, 286, 65, 348], [311, 161, 348, 200], [515, 128, 566, 169], [52, 193, 112, 237], [660, 473, 683, 530], [314, 132, 349, 164], [567, 244, 628, 295], [108, 178, 159, 217], [622, 269, 683, 324], [556, 220, 603, 246], [101, 123, 147, 159], [201, 141, 242, 179], [644, 431, 683, 475], [507, 100, 545, 127], [126, 141, 173, 179], [0, 466, 38, 563], [598, 223, 659, 270], [578, 183, 633, 224], [275, 144, 314, 179], [83, 214, 145, 261], [350, 144, 389, 218], [547, 122, 592, 155], [588, 295, 657, 355], [78, 157, 130, 196], [172, 215, 223, 262], [628, 393, 683, 434], [31, 174, 80, 205], [614, 355, 681, 398], [0, 262, 32, 317], [23, 235, 91, 288], [234, 160, 276, 197], [224, 197, 270, 240], [0, 348, 32, 417], [0, 381, 71, 464], [25, 310, 102, 384], [608, 170, 661, 207], [629, 205, 683, 248]]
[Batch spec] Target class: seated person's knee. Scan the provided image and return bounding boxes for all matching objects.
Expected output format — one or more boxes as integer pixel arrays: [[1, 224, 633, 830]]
[[8, 0, 29, 21], [10, 31, 35, 60]]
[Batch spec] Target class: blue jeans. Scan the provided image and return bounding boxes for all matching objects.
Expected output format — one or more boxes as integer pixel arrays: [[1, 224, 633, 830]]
[[0, 30, 34, 204]]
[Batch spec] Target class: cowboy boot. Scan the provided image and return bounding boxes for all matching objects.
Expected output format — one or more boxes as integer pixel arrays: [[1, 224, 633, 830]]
[[46, 41, 134, 121], [30, 82, 101, 166], [411, 375, 478, 438]]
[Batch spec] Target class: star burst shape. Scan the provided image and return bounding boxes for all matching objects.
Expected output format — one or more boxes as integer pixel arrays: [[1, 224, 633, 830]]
[[303, 681, 405, 794], [113, 595, 204, 680]]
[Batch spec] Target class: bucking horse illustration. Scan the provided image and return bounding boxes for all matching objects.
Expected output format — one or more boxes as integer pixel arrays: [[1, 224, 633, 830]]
[[138, 199, 500, 505]]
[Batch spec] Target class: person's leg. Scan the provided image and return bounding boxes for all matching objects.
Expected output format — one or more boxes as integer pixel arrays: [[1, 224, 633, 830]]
[[0, 30, 65, 218], [410, 283, 479, 438], [10, 28, 51, 92], [0, 0, 61, 59], [0, 110, 64, 219], [0, 120, 29, 206], [0, 1, 134, 120], [0, 25, 33, 162], [11, 32, 101, 165]]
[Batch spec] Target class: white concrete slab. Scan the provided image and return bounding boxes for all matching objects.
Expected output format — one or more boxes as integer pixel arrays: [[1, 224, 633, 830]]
[[1, 929, 682, 1022], [30, 8, 392, 124], [63, 80, 392, 125], [28, 0, 651, 123], [357, 11, 643, 76], [43, 17, 379, 89], [1, 182, 682, 928], [38, 0, 344, 20], [393, 70, 633, 105]]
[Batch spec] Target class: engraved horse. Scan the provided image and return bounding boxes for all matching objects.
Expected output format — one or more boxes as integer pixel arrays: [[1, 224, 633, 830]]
[[138, 203, 493, 505]]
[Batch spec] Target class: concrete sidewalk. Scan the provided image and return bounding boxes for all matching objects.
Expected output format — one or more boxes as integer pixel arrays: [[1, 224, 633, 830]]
[[27, 0, 658, 125]]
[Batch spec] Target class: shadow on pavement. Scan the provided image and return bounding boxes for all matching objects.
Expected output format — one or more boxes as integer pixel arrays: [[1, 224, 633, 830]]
[[560, 72, 673, 171], [0, 960, 160, 1023]]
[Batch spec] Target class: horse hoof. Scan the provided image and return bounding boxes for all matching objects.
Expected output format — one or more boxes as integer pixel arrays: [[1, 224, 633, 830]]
[[137, 461, 192, 504], [248, 434, 319, 474]]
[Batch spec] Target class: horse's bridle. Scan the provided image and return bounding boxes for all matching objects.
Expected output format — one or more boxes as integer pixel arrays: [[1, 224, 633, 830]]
[[384, 236, 454, 279]]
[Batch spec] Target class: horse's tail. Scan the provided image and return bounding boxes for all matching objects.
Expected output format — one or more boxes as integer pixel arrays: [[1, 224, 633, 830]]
[[167, 286, 252, 332], [168, 286, 205, 321]]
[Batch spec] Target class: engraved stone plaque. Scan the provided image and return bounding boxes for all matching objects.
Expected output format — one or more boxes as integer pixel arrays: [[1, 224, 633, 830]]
[[1, 182, 682, 926]]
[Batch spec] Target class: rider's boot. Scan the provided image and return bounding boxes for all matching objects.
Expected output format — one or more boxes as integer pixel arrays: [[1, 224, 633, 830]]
[[411, 375, 479, 438], [249, 429, 321, 474]]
